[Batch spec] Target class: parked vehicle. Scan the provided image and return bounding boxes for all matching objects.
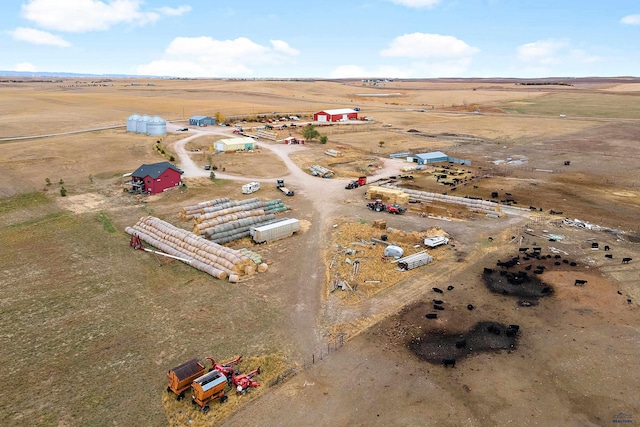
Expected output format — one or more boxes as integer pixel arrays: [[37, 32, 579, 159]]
[[386, 204, 406, 215], [367, 199, 386, 212], [366, 199, 406, 214], [167, 358, 206, 401], [242, 182, 260, 194]]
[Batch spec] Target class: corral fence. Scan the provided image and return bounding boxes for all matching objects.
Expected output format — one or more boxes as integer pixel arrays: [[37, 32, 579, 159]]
[[301, 334, 346, 369]]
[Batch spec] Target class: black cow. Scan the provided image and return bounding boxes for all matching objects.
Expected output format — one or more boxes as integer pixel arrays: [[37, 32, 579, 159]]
[[519, 247, 529, 252], [425, 313, 438, 319], [447, 285, 455, 291], [433, 287, 444, 293], [605, 254, 613, 259], [622, 257, 632, 264], [483, 267, 494, 274], [570, 262, 577, 266], [604, 245, 610, 251], [443, 358, 456, 368], [525, 265, 532, 271], [433, 299, 444, 305], [574, 279, 587, 286], [467, 304, 474, 311], [434, 305, 445, 311]]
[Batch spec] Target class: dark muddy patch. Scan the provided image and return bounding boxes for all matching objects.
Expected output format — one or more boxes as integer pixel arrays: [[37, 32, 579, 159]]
[[408, 321, 519, 365]]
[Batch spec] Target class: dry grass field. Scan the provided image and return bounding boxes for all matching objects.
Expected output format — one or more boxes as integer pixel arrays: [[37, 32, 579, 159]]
[[1, 77, 639, 426]]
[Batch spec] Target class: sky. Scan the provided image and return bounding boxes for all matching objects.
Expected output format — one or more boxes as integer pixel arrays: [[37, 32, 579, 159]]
[[2, 0, 639, 78]]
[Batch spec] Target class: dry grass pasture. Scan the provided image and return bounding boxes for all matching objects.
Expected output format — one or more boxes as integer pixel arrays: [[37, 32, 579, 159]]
[[0, 77, 639, 426]]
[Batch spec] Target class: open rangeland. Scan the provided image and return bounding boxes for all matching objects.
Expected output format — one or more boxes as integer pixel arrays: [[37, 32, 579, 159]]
[[0, 77, 639, 426]]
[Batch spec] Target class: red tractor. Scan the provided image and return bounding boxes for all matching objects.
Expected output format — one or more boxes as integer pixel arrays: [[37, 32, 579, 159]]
[[367, 199, 386, 212], [232, 367, 261, 394], [386, 204, 407, 215], [345, 180, 360, 190]]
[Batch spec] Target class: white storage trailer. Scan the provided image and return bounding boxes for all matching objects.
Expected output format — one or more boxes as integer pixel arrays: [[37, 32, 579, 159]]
[[251, 218, 300, 243]]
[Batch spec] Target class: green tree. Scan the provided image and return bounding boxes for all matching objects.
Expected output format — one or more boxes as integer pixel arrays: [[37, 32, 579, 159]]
[[45, 178, 51, 186], [379, 141, 385, 148], [320, 135, 328, 144], [60, 186, 67, 197], [302, 124, 320, 142], [209, 171, 216, 180], [215, 112, 226, 124]]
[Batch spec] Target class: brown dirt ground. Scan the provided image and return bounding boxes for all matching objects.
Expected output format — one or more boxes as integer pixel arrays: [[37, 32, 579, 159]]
[[1, 78, 639, 426]]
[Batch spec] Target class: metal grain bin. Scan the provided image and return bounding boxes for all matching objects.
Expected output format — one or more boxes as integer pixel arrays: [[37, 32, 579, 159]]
[[147, 116, 167, 136], [127, 114, 140, 132], [136, 114, 150, 134]]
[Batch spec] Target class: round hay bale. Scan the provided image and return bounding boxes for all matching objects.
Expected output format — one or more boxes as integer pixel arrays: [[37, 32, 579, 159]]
[[257, 263, 269, 273], [228, 274, 239, 283], [244, 265, 256, 275]]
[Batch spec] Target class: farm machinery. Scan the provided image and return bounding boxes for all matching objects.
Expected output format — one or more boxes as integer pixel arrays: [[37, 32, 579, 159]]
[[366, 199, 406, 215], [345, 176, 367, 190], [167, 355, 261, 413]]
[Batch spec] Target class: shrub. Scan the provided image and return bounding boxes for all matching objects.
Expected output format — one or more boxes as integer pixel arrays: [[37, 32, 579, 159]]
[[60, 187, 67, 197]]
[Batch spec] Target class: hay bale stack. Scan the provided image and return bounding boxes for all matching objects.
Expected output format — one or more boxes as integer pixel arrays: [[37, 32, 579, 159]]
[[366, 186, 410, 204], [180, 197, 231, 220], [126, 216, 259, 280]]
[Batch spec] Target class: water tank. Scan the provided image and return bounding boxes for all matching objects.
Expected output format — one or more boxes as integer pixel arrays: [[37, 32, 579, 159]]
[[136, 114, 150, 134], [127, 114, 140, 132], [146, 116, 167, 136], [384, 245, 404, 259]]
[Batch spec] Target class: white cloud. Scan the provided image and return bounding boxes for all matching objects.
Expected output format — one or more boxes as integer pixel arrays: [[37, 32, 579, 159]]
[[14, 62, 37, 72], [270, 40, 299, 56], [386, 0, 441, 8], [20, 0, 161, 32], [9, 27, 71, 47], [621, 14, 640, 25], [517, 39, 601, 66], [137, 36, 299, 77], [380, 33, 479, 59], [156, 5, 192, 16]]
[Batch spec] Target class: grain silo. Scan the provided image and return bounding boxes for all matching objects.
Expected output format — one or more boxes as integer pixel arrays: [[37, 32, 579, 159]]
[[146, 116, 167, 136], [136, 114, 150, 134], [127, 114, 140, 132]]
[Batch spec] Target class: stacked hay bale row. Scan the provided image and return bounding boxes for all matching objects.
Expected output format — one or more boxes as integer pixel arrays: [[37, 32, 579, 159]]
[[365, 186, 410, 204], [183, 198, 289, 243], [237, 248, 268, 272], [385, 186, 502, 216], [125, 216, 256, 282], [179, 197, 231, 220]]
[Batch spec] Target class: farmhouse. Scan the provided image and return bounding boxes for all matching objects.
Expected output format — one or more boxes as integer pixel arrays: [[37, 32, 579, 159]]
[[127, 161, 183, 194], [189, 115, 216, 126], [215, 137, 257, 152], [313, 108, 358, 123]]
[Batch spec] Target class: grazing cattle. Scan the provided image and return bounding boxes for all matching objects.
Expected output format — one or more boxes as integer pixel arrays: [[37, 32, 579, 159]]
[[443, 359, 456, 368], [549, 210, 563, 215], [554, 262, 561, 265], [505, 328, 517, 337], [617, 290, 623, 295], [525, 265, 532, 271], [425, 313, 438, 319], [433, 299, 444, 305], [554, 255, 561, 259], [455, 339, 467, 349], [433, 287, 444, 293], [488, 236, 494, 242], [467, 304, 474, 311], [604, 245, 610, 251], [508, 324, 520, 331], [628, 299, 632, 304], [533, 247, 542, 253], [505, 192, 512, 196], [491, 192, 498, 198], [518, 300, 534, 307], [473, 185, 479, 189], [569, 262, 577, 267], [622, 257, 632, 264], [483, 267, 494, 274], [605, 254, 613, 259], [529, 206, 537, 211], [533, 269, 543, 275], [562, 259, 569, 264], [447, 285, 455, 291], [434, 305, 445, 310], [519, 247, 529, 252], [574, 279, 587, 286]]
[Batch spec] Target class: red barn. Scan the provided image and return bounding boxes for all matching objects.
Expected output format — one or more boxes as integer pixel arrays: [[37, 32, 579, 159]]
[[129, 162, 183, 195], [313, 108, 358, 123]]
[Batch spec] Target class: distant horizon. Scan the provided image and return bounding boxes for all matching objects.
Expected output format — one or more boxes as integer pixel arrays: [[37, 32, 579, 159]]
[[1, 70, 639, 82]]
